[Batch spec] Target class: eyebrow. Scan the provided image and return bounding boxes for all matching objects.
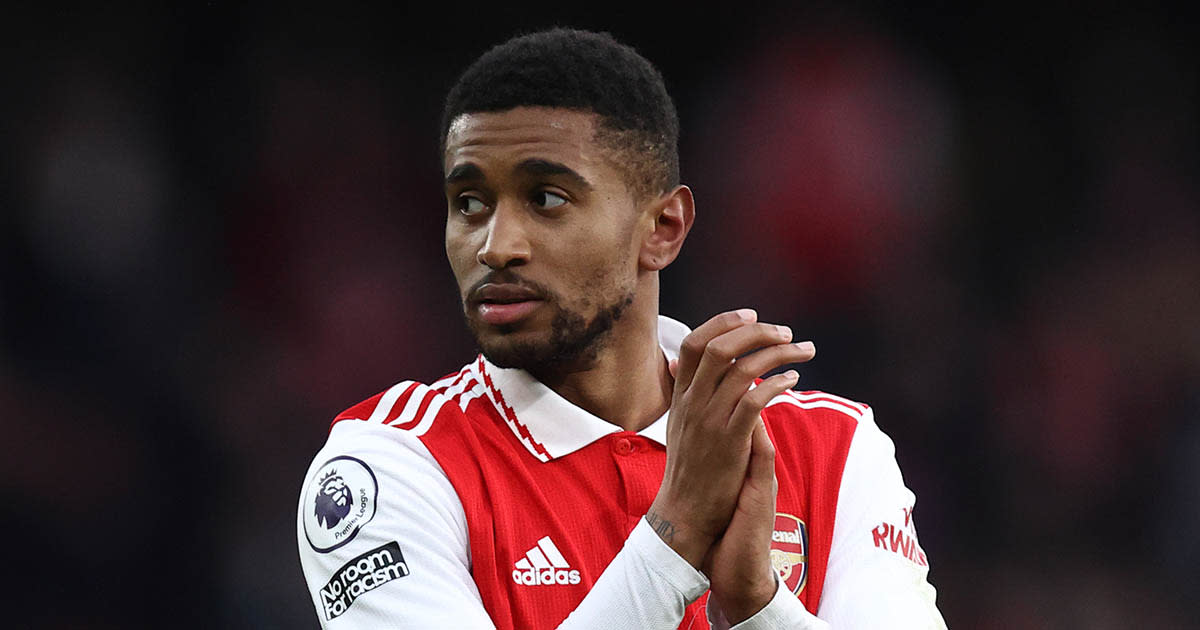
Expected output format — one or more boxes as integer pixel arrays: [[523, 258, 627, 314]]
[[445, 163, 484, 186], [445, 158, 595, 195], [514, 159, 593, 192]]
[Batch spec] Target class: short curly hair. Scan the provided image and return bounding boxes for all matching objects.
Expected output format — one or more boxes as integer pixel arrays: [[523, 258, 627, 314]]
[[440, 28, 680, 197]]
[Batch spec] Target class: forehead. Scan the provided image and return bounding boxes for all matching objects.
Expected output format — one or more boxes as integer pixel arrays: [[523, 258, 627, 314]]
[[443, 107, 608, 176]]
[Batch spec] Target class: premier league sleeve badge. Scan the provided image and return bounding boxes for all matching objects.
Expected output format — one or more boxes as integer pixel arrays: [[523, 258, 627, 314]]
[[303, 456, 379, 553]]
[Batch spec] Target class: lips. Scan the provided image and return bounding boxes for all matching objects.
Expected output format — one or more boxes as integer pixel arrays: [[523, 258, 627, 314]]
[[470, 283, 544, 326], [472, 283, 541, 304]]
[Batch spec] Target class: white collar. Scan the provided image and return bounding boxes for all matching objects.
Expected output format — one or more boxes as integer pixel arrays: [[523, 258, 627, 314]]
[[475, 315, 690, 462]]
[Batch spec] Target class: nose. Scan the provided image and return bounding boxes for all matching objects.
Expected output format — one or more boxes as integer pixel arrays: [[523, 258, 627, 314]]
[[477, 202, 531, 269]]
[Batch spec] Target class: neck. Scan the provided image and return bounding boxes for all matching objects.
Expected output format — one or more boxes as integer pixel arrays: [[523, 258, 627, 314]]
[[530, 280, 671, 432]]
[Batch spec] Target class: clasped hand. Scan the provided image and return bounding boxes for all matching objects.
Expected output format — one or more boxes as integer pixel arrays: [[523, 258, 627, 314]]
[[646, 309, 815, 624]]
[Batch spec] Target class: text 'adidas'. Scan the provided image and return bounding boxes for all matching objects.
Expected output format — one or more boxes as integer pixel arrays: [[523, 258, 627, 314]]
[[511, 536, 581, 586]]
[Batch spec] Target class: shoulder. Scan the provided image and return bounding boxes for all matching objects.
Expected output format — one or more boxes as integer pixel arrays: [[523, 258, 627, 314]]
[[328, 359, 485, 436], [301, 361, 484, 522], [302, 361, 488, 516], [766, 389, 871, 423], [760, 388, 907, 482], [297, 370, 493, 627], [763, 388, 872, 443], [301, 378, 464, 531], [298, 367, 482, 559]]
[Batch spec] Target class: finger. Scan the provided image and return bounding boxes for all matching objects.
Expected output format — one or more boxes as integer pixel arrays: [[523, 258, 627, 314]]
[[689, 322, 796, 404], [747, 421, 776, 485], [706, 341, 814, 421], [728, 370, 799, 439], [743, 422, 778, 552], [675, 309, 756, 392], [730, 341, 815, 380]]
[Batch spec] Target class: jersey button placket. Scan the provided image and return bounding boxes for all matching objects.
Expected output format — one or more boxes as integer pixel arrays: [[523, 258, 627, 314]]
[[609, 433, 660, 526]]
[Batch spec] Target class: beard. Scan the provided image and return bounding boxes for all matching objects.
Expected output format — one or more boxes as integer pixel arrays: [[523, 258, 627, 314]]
[[464, 274, 635, 375]]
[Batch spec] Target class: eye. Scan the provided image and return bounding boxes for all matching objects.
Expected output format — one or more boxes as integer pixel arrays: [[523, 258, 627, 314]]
[[532, 190, 568, 210], [456, 195, 488, 216]]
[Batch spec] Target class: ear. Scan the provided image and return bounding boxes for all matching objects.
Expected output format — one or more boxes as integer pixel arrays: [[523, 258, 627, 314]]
[[639, 185, 695, 271]]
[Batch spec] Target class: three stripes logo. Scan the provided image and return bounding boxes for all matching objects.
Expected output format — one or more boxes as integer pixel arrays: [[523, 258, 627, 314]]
[[511, 536, 581, 586]]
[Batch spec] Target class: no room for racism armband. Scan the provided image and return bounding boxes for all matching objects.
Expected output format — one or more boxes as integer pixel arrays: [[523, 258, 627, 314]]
[[320, 541, 411, 620]]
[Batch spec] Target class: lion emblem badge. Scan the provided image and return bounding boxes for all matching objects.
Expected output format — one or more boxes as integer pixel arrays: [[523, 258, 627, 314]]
[[314, 469, 353, 529], [303, 455, 378, 553]]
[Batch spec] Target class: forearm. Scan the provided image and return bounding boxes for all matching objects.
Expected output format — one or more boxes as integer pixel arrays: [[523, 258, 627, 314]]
[[557, 518, 709, 629]]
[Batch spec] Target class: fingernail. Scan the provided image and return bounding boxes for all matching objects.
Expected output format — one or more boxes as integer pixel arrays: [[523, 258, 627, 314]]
[[784, 369, 799, 380], [736, 308, 756, 322], [795, 341, 815, 353], [776, 325, 792, 340]]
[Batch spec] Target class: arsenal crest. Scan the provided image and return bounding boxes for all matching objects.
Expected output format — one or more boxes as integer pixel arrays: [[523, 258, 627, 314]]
[[770, 513, 809, 595]]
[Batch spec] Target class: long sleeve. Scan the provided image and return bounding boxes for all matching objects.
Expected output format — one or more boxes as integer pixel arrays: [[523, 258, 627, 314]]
[[558, 518, 709, 629], [815, 409, 947, 628], [706, 576, 830, 630], [297, 422, 493, 628]]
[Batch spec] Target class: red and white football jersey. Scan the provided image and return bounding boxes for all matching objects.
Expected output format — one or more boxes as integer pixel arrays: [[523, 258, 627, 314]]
[[297, 316, 946, 629]]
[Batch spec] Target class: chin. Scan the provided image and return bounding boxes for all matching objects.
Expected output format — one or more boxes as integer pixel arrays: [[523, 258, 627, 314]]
[[468, 321, 543, 366], [464, 289, 632, 374], [472, 325, 553, 366], [478, 340, 555, 371], [478, 332, 606, 375]]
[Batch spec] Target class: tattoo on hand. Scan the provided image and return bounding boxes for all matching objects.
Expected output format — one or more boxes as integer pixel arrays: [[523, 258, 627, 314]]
[[645, 510, 676, 543]]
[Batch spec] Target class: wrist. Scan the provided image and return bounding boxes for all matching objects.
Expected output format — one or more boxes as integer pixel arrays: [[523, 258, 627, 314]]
[[714, 573, 777, 626], [644, 504, 715, 569]]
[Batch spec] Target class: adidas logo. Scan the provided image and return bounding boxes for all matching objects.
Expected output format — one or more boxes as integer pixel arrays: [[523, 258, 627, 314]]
[[511, 536, 581, 586]]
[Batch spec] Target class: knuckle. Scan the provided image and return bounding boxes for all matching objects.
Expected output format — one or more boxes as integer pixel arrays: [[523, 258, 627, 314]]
[[786, 344, 812, 360], [732, 360, 757, 380], [680, 336, 704, 358], [739, 390, 768, 413], [758, 322, 785, 338], [746, 393, 771, 412], [744, 350, 782, 376], [703, 342, 730, 363], [721, 310, 744, 325], [756, 384, 785, 406], [733, 396, 756, 417]]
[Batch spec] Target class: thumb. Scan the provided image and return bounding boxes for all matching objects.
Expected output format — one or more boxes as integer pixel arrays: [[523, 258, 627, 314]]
[[668, 358, 679, 379], [748, 421, 777, 485]]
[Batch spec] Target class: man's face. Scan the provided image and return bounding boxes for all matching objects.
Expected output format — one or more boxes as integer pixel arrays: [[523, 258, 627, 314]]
[[443, 107, 643, 374]]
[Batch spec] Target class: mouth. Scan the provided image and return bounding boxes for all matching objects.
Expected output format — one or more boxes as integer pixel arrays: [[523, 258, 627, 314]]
[[470, 283, 545, 326]]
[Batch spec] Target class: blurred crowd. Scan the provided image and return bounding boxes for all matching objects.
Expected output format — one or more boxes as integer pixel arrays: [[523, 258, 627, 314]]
[[3, 4, 1196, 628]]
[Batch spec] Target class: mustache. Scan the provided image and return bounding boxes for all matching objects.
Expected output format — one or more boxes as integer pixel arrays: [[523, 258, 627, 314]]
[[466, 270, 555, 303]]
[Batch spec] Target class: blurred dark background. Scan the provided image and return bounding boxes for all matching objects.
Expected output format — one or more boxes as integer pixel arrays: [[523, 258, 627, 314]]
[[2, 3, 1196, 628]]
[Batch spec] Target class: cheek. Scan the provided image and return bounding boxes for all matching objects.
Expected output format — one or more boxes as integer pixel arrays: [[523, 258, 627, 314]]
[[570, 235, 638, 294], [445, 226, 476, 279]]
